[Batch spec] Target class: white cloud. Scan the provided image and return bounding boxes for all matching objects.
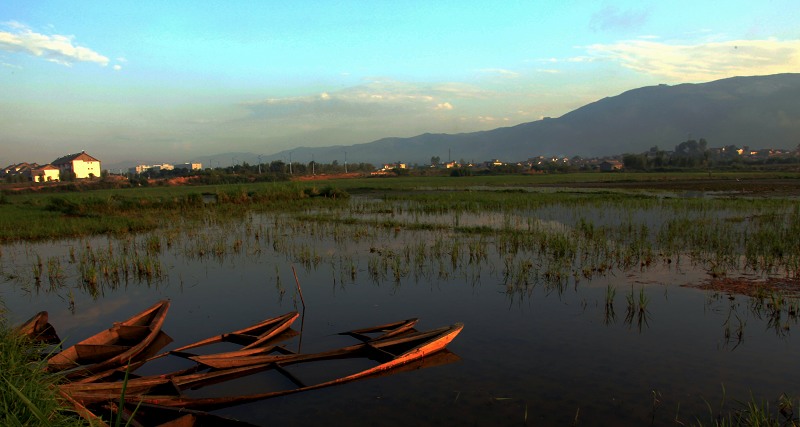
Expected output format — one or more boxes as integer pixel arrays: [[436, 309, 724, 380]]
[[586, 37, 800, 82], [113, 64, 122, 71], [479, 68, 520, 78], [242, 79, 486, 119], [0, 23, 109, 67]]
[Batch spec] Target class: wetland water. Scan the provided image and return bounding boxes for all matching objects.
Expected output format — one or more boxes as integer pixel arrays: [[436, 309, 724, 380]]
[[2, 189, 799, 426]]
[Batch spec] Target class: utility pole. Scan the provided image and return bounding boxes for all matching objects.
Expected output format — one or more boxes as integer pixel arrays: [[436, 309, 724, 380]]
[[312, 154, 315, 175], [258, 155, 262, 174], [344, 151, 348, 174], [289, 152, 293, 175]]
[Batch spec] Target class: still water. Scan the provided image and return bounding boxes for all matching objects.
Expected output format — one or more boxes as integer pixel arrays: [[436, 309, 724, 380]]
[[2, 201, 798, 426]]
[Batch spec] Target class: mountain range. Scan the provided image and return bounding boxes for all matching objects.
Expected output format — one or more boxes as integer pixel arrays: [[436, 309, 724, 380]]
[[133, 73, 800, 170]]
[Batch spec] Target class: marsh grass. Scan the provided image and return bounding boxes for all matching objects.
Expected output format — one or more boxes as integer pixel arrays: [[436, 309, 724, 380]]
[[690, 390, 799, 427], [0, 317, 88, 426]]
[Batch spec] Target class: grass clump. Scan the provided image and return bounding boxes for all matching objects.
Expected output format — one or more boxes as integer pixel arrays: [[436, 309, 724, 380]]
[[0, 313, 88, 426]]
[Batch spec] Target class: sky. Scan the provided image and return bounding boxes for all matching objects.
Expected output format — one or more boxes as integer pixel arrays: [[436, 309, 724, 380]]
[[1, 1, 799, 167]]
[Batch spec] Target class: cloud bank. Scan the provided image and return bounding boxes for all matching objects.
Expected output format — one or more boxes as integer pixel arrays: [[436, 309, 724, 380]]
[[0, 22, 109, 66], [241, 80, 481, 119], [587, 37, 800, 82]]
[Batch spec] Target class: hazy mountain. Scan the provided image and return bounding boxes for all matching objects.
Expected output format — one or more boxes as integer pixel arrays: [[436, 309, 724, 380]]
[[270, 73, 800, 165], [115, 73, 800, 170]]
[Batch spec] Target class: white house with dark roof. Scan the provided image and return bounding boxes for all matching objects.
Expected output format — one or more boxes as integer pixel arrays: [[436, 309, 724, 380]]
[[51, 151, 101, 179], [28, 164, 61, 182]]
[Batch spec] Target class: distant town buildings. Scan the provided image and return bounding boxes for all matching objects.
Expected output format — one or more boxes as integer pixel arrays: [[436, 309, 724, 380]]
[[129, 162, 202, 175], [52, 151, 101, 179], [3, 151, 102, 182]]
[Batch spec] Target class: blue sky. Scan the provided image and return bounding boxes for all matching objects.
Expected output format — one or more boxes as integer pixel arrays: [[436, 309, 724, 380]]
[[2, 1, 799, 166]]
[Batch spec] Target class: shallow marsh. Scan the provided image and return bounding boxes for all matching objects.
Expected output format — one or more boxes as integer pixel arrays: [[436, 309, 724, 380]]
[[2, 180, 799, 425]]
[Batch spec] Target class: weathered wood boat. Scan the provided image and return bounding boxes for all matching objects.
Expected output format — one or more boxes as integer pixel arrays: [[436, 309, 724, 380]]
[[170, 311, 299, 354], [61, 363, 280, 400], [15, 311, 60, 344], [184, 317, 420, 369], [67, 322, 463, 410], [58, 388, 109, 427], [48, 300, 170, 379], [339, 317, 418, 341], [59, 319, 419, 397], [73, 330, 176, 384], [110, 402, 262, 427]]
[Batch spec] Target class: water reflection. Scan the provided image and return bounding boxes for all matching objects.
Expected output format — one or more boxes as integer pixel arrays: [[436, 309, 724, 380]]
[[1, 194, 799, 425]]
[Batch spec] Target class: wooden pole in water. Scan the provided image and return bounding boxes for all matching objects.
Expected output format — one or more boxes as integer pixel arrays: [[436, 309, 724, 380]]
[[291, 265, 306, 311]]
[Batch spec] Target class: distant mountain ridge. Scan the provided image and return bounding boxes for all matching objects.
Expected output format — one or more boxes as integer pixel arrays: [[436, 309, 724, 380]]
[[178, 73, 800, 169]]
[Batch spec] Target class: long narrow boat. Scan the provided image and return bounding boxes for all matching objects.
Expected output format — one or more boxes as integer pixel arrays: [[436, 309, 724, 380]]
[[48, 300, 170, 379], [110, 402, 262, 427], [57, 388, 109, 427], [66, 322, 463, 411], [60, 363, 281, 400], [185, 317, 419, 369], [15, 311, 60, 344], [170, 311, 298, 354], [339, 317, 418, 341], [73, 330, 175, 384], [62, 318, 417, 395]]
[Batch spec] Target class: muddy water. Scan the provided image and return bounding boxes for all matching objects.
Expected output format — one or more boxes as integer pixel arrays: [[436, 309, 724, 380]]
[[2, 206, 798, 426]]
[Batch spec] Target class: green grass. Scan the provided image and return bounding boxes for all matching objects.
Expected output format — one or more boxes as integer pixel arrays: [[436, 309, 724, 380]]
[[0, 182, 349, 242], [0, 314, 89, 426]]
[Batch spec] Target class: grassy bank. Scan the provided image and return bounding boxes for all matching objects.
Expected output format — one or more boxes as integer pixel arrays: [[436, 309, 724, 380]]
[[0, 182, 348, 242], [0, 315, 87, 426]]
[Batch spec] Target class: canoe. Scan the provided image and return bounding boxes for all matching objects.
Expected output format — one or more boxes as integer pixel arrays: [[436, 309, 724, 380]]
[[57, 388, 109, 427], [74, 330, 175, 384], [170, 311, 299, 355], [15, 311, 60, 344], [48, 300, 170, 379], [339, 317, 418, 341], [187, 317, 419, 369], [110, 402, 262, 427], [61, 363, 280, 404], [97, 322, 464, 410]]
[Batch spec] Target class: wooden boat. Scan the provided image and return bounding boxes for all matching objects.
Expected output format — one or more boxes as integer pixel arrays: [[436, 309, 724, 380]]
[[185, 317, 420, 369], [59, 390, 261, 426], [15, 311, 60, 344], [339, 317, 418, 341], [48, 300, 170, 379], [61, 363, 279, 401], [170, 311, 299, 355], [110, 402, 262, 427], [74, 330, 175, 384], [66, 322, 463, 410], [57, 388, 109, 427], [60, 315, 392, 396]]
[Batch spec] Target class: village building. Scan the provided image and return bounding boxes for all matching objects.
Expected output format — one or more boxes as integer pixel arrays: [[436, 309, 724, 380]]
[[51, 151, 101, 179], [178, 162, 203, 170], [599, 160, 624, 171], [3, 162, 35, 177], [28, 164, 61, 182]]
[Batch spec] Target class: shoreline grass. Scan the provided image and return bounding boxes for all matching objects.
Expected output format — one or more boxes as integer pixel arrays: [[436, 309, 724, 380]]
[[0, 314, 88, 426]]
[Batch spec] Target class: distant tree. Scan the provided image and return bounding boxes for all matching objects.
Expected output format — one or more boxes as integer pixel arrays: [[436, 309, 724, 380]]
[[269, 160, 285, 173], [450, 168, 473, 177], [623, 153, 647, 170], [430, 156, 441, 166], [61, 171, 76, 182], [392, 167, 410, 176]]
